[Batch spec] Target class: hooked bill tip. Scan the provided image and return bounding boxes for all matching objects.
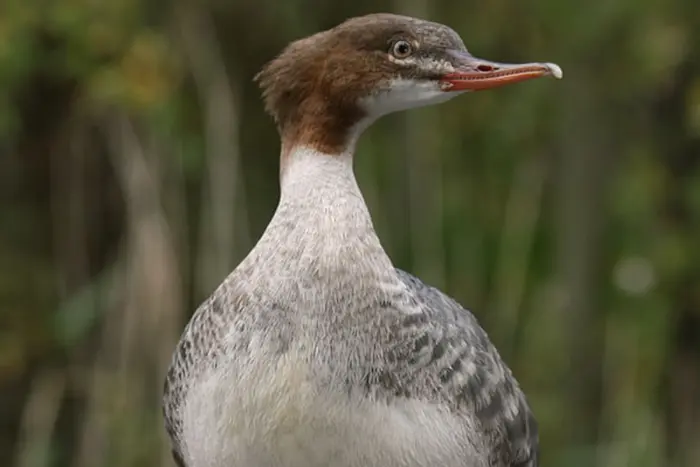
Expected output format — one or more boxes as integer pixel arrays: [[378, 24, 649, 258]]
[[545, 63, 563, 79]]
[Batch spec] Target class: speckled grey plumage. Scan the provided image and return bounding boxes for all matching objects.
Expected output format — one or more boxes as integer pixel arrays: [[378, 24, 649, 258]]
[[163, 148, 538, 467]]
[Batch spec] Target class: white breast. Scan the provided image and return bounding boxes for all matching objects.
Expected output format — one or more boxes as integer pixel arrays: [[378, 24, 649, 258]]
[[180, 347, 485, 467]]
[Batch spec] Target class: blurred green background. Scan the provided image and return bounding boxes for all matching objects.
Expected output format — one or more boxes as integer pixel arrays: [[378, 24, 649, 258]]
[[1, 0, 699, 466]]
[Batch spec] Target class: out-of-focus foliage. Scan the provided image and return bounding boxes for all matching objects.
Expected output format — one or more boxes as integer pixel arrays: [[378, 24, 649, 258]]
[[1, 0, 699, 466]]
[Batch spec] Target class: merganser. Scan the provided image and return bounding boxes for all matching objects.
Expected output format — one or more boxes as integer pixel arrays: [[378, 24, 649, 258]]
[[163, 13, 562, 467]]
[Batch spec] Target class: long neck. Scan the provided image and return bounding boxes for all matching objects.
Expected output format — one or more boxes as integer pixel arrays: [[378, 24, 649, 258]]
[[248, 145, 394, 283]]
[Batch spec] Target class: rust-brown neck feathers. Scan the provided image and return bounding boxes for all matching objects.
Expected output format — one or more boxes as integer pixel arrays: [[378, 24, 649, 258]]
[[254, 30, 368, 156], [255, 22, 387, 155]]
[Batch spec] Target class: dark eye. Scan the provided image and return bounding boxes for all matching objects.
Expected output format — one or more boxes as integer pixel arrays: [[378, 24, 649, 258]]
[[391, 40, 413, 59]]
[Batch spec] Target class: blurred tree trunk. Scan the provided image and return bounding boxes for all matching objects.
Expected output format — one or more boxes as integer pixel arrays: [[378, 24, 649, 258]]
[[176, 5, 249, 299], [654, 56, 700, 467], [75, 115, 183, 467], [554, 71, 615, 452]]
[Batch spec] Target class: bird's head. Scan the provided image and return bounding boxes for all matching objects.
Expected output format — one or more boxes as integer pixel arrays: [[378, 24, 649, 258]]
[[256, 13, 562, 153]]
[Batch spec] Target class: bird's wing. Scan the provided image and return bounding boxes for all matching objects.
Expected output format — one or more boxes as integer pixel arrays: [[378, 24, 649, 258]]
[[163, 292, 242, 467], [392, 268, 539, 467]]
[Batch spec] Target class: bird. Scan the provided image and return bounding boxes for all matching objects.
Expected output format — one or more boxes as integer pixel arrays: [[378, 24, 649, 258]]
[[163, 12, 562, 467]]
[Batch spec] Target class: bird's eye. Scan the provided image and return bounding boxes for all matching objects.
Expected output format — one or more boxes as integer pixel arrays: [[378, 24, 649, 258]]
[[391, 40, 413, 59]]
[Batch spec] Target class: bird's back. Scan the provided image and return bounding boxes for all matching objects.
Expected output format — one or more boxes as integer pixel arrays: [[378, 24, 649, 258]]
[[392, 269, 539, 467]]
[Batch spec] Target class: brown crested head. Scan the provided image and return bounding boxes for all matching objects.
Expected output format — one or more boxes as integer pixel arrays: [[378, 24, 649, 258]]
[[255, 13, 562, 155]]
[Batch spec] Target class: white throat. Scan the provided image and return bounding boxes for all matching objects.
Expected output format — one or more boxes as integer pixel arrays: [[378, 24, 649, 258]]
[[247, 145, 393, 280], [361, 78, 463, 119], [280, 146, 356, 198], [276, 146, 374, 243]]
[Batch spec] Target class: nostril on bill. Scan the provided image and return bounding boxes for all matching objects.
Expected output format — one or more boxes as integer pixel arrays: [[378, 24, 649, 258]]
[[476, 64, 496, 72]]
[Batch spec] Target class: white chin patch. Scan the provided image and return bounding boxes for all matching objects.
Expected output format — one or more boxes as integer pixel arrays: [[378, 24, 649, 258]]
[[360, 79, 463, 119]]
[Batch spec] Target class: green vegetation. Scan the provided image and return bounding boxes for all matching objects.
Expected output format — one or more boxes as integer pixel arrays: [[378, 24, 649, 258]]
[[1, 0, 699, 466]]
